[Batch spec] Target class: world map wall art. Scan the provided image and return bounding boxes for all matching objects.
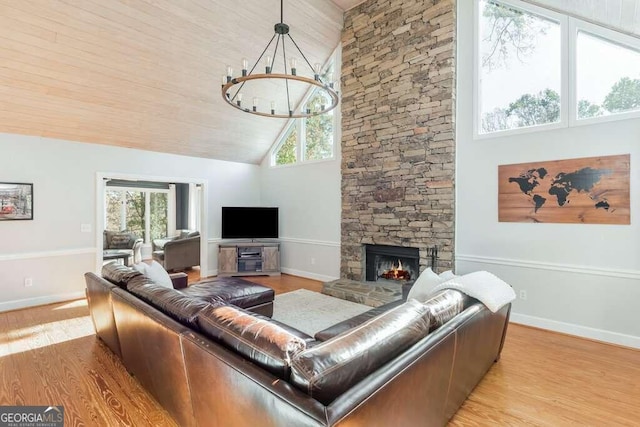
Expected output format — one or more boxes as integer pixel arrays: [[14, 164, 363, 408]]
[[498, 154, 630, 224]]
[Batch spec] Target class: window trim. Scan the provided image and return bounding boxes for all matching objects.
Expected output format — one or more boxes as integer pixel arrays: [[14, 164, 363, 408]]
[[269, 45, 340, 167], [473, 0, 640, 140]]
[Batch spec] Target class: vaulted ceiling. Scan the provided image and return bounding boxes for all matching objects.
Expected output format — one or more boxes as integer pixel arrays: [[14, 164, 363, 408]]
[[1, 0, 638, 164], [0, 0, 343, 164]]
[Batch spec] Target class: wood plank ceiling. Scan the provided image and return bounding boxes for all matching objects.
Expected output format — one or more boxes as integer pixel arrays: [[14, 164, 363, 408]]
[[0, 0, 343, 164]]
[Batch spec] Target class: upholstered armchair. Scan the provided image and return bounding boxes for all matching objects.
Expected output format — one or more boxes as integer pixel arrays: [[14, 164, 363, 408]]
[[152, 230, 201, 272], [103, 230, 143, 265]]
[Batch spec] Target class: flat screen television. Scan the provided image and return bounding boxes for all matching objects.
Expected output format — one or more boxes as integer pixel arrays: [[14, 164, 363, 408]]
[[221, 207, 279, 239]]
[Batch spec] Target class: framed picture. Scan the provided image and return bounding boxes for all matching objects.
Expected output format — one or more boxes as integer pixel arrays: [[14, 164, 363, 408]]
[[0, 183, 33, 221]]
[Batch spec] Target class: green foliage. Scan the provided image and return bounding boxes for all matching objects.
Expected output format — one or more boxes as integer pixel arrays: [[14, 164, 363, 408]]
[[304, 91, 333, 161], [150, 192, 168, 241], [481, 107, 510, 132], [105, 189, 168, 242], [125, 191, 145, 240], [602, 77, 640, 113], [506, 88, 560, 127], [275, 124, 297, 165], [577, 99, 603, 119], [481, 0, 549, 70], [105, 190, 123, 231]]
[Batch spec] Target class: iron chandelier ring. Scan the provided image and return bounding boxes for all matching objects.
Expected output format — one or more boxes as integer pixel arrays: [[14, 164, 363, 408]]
[[222, 73, 339, 119]]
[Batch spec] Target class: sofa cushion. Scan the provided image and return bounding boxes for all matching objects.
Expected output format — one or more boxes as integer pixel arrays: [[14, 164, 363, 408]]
[[290, 299, 431, 405], [127, 276, 211, 328], [182, 277, 274, 309], [314, 299, 405, 342], [101, 262, 142, 288], [424, 289, 466, 331], [197, 305, 307, 379]]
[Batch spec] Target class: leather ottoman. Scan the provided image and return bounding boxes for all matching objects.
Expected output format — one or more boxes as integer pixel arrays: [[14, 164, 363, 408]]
[[182, 277, 275, 317]]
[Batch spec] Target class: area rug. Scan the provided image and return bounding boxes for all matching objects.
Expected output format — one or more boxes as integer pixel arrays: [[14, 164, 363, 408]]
[[272, 289, 371, 336]]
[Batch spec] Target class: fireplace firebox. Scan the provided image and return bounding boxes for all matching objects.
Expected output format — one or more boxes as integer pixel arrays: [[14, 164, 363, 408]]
[[363, 245, 417, 283]]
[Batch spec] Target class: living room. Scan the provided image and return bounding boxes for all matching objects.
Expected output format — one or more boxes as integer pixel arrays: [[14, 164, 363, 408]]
[[1, 0, 639, 425]]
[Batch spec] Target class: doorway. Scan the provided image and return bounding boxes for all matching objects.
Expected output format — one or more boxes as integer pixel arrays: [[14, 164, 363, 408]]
[[95, 172, 207, 277]]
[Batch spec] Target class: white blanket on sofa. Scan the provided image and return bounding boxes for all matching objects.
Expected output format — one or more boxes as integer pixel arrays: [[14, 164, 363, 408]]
[[431, 271, 516, 313]]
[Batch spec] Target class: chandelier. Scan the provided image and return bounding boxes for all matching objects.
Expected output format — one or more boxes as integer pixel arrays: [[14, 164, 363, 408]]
[[221, 0, 339, 118]]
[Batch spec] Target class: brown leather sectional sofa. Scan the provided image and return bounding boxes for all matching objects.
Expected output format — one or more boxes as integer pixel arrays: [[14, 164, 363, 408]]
[[85, 263, 511, 427]]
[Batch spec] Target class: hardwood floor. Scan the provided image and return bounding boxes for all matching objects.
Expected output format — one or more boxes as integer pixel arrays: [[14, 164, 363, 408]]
[[1, 274, 639, 426]]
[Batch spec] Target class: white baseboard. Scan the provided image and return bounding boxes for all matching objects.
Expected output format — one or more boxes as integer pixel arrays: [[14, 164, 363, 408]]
[[510, 312, 640, 349], [281, 267, 338, 283], [0, 291, 86, 313]]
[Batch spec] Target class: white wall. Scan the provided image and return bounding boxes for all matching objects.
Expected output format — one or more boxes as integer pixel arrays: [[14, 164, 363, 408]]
[[456, 2, 640, 348], [259, 156, 342, 282], [0, 133, 260, 311]]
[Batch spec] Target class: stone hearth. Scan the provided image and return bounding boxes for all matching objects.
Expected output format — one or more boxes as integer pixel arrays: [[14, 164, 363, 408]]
[[322, 279, 404, 307], [340, 0, 456, 280]]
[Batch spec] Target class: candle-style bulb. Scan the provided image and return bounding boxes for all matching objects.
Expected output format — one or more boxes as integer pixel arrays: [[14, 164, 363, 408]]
[[236, 93, 243, 106], [252, 97, 258, 112], [242, 58, 249, 76], [265, 55, 272, 74], [270, 101, 276, 115], [226, 65, 233, 77], [222, 75, 227, 86], [314, 63, 321, 80], [290, 57, 297, 76]]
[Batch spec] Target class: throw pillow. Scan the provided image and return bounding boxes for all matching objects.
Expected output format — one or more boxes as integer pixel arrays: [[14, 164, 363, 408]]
[[439, 270, 457, 281], [110, 233, 132, 249], [407, 267, 446, 302], [133, 261, 173, 288]]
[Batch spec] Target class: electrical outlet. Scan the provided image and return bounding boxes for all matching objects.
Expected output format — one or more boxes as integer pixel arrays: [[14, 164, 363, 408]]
[[24, 277, 33, 287], [81, 224, 92, 233], [519, 290, 527, 300], [311, 258, 316, 265]]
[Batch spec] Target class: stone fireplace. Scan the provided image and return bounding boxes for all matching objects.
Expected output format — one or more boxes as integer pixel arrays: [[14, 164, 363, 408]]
[[340, 0, 456, 281]]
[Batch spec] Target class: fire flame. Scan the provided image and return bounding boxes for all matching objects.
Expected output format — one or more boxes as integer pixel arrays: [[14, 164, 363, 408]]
[[380, 259, 411, 281]]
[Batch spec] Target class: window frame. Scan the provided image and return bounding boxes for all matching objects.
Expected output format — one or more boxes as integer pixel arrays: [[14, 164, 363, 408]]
[[473, 0, 640, 140], [269, 46, 340, 168], [569, 19, 640, 127]]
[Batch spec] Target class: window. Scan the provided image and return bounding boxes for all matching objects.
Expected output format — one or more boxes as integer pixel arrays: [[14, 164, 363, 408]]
[[475, 0, 640, 137], [270, 50, 339, 167], [105, 188, 169, 242], [477, 0, 563, 135], [304, 90, 334, 161], [576, 29, 640, 120], [274, 123, 297, 166]]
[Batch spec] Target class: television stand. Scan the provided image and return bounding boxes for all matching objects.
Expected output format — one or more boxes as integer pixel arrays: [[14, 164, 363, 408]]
[[218, 241, 280, 277]]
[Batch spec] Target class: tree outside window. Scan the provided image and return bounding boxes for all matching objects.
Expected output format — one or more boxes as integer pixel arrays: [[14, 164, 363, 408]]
[[275, 123, 297, 165], [105, 188, 168, 242], [304, 90, 334, 161]]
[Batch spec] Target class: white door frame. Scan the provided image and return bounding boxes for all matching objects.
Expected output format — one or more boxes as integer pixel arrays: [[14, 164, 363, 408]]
[[95, 171, 208, 275]]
